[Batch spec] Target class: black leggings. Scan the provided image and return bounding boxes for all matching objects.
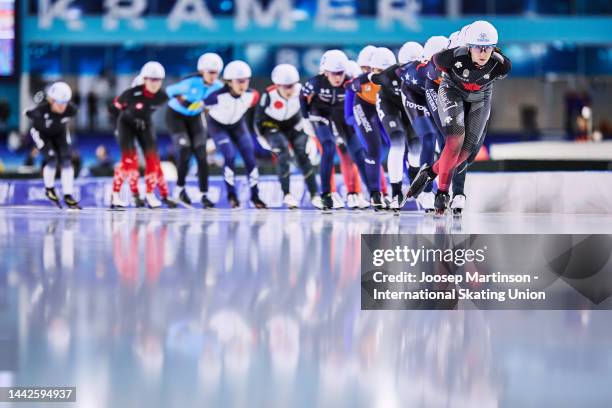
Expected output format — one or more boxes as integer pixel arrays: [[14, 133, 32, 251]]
[[265, 128, 318, 196], [166, 108, 209, 193]]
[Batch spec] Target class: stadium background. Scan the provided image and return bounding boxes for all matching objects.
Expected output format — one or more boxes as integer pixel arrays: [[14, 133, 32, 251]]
[[0, 0, 611, 175]]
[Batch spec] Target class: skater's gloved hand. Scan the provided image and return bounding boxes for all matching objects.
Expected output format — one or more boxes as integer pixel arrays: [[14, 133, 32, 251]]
[[261, 120, 279, 130], [305, 136, 320, 166], [134, 118, 147, 131], [177, 95, 191, 108], [187, 101, 203, 111], [301, 119, 314, 136]]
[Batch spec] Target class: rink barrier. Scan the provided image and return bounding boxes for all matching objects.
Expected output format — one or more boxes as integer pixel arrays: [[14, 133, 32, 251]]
[[463, 171, 612, 214], [1, 172, 611, 214]]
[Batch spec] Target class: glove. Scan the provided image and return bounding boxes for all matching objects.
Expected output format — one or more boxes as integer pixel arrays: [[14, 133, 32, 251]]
[[261, 120, 280, 130], [177, 95, 191, 108], [187, 101, 203, 112], [302, 119, 314, 136], [134, 118, 147, 132], [206, 138, 216, 154], [29, 128, 45, 149], [305, 136, 320, 166]]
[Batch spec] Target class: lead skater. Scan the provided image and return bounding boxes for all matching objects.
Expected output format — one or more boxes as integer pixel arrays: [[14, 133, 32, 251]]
[[407, 21, 512, 214]]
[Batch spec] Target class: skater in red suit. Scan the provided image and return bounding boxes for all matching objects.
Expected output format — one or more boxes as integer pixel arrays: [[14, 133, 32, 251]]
[[110, 61, 177, 209]]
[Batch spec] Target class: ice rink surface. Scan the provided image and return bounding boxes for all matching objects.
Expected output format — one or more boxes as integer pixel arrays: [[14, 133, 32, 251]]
[[1, 207, 612, 407]]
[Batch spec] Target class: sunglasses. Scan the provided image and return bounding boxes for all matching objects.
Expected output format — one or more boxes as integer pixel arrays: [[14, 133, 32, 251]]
[[328, 71, 345, 76], [205, 71, 219, 75], [470, 45, 495, 53], [145, 78, 163, 82], [235, 78, 250, 84], [279, 84, 296, 90]]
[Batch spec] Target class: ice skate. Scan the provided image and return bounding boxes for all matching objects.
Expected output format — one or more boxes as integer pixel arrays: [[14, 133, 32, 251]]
[[389, 193, 402, 214], [370, 191, 385, 212], [434, 191, 450, 216], [251, 195, 267, 209], [346, 193, 358, 209], [310, 195, 323, 210], [417, 191, 435, 214], [110, 192, 127, 210], [176, 187, 193, 208], [161, 196, 178, 209], [321, 193, 334, 212], [45, 188, 63, 209], [133, 194, 146, 208], [64, 194, 81, 210], [228, 192, 240, 209], [356, 193, 370, 209], [451, 194, 466, 216], [201, 194, 215, 209], [283, 194, 299, 209], [402, 164, 435, 207], [332, 192, 345, 209], [146, 192, 162, 209]]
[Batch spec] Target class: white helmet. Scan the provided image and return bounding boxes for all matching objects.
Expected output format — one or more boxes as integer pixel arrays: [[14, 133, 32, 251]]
[[197, 53, 224, 73], [321, 49, 349, 72], [450, 25, 470, 48], [223, 60, 252, 80], [140, 61, 165, 79], [271, 64, 300, 85], [398, 41, 424, 64], [465, 20, 498, 46], [357, 45, 377, 67], [346, 60, 362, 77], [369, 47, 397, 70], [47, 82, 72, 104], [131, 75, 144, 88], [423, 36, 449, 61]]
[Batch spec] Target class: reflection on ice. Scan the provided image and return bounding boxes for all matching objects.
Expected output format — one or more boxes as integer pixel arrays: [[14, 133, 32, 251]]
[[1, 208, 612, 407]]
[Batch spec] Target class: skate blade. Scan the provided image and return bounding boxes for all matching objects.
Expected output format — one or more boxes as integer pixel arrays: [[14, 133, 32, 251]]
[[399, 194, 413, 209], [177, 201, 194, 209]]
